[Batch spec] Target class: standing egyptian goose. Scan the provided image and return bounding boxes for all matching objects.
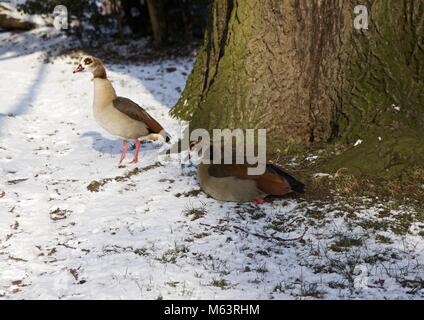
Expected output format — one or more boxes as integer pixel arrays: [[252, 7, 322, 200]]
[[189, 144, 304, 203], [73, 55, 170, 164]]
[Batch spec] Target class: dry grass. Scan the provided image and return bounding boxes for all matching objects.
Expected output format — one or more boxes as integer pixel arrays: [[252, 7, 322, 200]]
[[272, 141, 424, 211], [298, 167, 424, 211]]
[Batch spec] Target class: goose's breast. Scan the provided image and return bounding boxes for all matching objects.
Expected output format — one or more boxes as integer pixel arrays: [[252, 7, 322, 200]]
[[93, 104, 149, 139]]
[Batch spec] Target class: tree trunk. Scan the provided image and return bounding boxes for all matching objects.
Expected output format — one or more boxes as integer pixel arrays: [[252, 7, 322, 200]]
[[146, 0, 167, 48], [171, 0, 424, 177], [110, 0, 124, 41]]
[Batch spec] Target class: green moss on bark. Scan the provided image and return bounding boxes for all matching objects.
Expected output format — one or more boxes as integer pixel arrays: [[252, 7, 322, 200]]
[[325, 0, 424, 177], [172, 0, 257, 132]]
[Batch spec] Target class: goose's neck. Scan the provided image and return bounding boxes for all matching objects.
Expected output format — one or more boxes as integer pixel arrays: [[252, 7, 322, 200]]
[[93, 77, 117, 110]]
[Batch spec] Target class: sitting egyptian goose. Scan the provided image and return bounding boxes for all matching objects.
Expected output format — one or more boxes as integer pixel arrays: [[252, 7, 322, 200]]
[[189, 143, 304, 203], [73, 55, 170, 164]]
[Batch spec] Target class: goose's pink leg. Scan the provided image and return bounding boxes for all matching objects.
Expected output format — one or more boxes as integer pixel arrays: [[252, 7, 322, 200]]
[[254, 197, 265, 205], [119, 140, 129, 164], [129, 140, 141, 164]]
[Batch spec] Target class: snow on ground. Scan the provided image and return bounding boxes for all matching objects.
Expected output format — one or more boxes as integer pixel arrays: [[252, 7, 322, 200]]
[[0, 28, 423, 300]]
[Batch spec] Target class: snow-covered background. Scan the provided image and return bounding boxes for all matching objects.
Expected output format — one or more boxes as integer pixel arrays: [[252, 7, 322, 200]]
[[0, 26, 423, 300]]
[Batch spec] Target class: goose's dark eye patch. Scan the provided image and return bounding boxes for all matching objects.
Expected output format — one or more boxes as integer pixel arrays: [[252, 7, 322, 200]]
[[84, 58, 93, 65]]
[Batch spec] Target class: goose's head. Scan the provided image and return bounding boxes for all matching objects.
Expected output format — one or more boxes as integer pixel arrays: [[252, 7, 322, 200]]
[[73, 56, 106, 78]]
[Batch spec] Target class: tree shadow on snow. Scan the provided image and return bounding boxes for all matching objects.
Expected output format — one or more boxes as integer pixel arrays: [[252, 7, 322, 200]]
[[0, 62, 47, 135], [0, 29, 67, 62]]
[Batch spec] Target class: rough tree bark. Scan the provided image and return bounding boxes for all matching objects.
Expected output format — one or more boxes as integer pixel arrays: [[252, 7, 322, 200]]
[[171, 0, 424, 177]]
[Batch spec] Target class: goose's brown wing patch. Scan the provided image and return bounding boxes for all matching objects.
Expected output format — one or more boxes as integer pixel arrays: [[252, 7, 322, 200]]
[[255, 174, 292, 195], [208, 164, 250, 179], [112, 97, 164, 133], [208, 163, 292, 196]]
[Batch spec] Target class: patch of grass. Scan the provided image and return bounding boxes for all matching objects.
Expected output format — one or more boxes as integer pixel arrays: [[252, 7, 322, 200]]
[[273, 283, 284, 293], [356, 219, 390, 232], [390, 213, 414, 235], [391, 224, 410, 236], [210, 279, 230, 290], [398, 279, 424, 294], [134, 248, 148, 256], [332, 171, 361, 196], [328, 281, 347, 290], [416, 211, 424, 223], [378, 209, 391, 218], [273, 281, 296, 293], [234, 204, 265, 220], [268, 212, 306, 232], [395, 213, 415, 224], [418, 231, 424, 238], [299, 158, 424, 212], [375, 234, 393, 244], [157, 252, 177, 264], [345, 210, 358, 220], [255, 265, 268, 274], [193, 232, 209, 239], [255, 250, 270, 257], [299, 282, 325, 299], [183, 203, 207, 221], [329, 237, 363, 252], [363, 253, 390, 265], [306, 210, 326, 220], [250, 210, 267, 220], [219, 270, 231, 276], [159, 178, 175, 183], [268, 221, 286, 232], [156, 245, 189, 264], [166, 281, 179, 288]]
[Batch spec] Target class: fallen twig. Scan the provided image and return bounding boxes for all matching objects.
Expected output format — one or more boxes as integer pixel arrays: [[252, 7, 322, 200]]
[[199, 222, 229, 232], [7, 178, 28, 185], [58, 243, 77, 250], [233, 225, 308, 243]]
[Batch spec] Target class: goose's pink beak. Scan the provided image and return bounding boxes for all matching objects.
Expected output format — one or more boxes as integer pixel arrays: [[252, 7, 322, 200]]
[[73, 64, 84, 73]]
